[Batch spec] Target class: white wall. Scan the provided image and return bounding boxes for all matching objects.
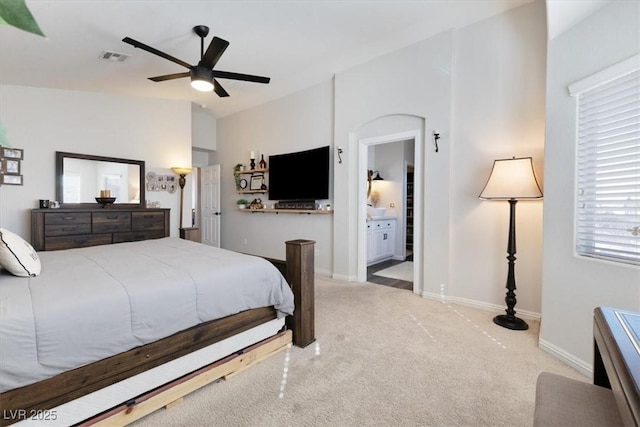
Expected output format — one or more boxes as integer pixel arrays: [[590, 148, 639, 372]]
[[0, 86, 192, 238], [449, 0, 547, 315], [216, 80, 334, 273], [334, 30, 453, 292], [541, 0, 640, 371], [191, 103, 216, 151]]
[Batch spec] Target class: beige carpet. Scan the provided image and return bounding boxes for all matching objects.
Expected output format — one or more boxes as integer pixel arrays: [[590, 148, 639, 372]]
[[373, 261, 413, 282], [132, 276, 586, 427]]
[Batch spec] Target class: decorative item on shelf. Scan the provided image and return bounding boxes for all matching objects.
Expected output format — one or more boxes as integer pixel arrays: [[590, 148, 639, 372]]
[[260, 175, 267, 191], [172, 167, 193, 229], [0, 147, 24, 186], [95, 197, 116, 208], [479, 156, 543, 331], [250, 151, 256, 170], [258, 154, 267, 169], [250, 174, 265, 191], [237, 199, 249, 209], [250, 198, 264, 210], [234, 163, 246, 189]]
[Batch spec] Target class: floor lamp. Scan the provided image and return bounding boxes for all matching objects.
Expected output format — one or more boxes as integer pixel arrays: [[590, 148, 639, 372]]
[[479, 157, 542, 330], [171, 167, 193, 229]]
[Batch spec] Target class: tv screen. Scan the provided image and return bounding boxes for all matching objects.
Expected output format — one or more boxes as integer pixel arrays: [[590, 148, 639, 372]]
[[268, 146, 330, 201]]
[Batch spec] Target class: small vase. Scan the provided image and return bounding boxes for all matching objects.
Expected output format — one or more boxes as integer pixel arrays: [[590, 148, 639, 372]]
[[259, 154, 267, 170]]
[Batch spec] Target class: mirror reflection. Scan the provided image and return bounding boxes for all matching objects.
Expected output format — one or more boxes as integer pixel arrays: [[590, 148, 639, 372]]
[[56, 152, 145, 207], [62, 158, 141, 204]]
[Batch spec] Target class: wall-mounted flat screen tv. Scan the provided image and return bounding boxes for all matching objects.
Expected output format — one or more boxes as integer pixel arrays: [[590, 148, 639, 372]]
[[268, 146, 330, 201]]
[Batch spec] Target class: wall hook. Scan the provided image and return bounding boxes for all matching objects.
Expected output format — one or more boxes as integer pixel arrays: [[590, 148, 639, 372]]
[[433, 132, 441, 153], [337, 147, 343, 164]]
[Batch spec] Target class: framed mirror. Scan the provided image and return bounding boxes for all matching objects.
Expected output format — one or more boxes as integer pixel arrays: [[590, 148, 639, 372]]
[[56, 152, 145, 207]]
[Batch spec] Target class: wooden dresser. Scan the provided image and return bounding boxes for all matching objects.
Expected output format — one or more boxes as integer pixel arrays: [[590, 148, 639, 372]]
[[31, 208, 170, 251]]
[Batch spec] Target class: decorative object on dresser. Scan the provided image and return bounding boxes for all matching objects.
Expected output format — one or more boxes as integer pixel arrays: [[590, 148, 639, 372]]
[[31, 207, 170, 251], [95, 197, 116, 208], [0, 147, 24, 186], [479, 156, 543, 330]]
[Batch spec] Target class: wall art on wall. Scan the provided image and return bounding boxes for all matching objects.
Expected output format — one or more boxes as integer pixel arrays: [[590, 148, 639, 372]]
[[1, 147, 23, 159], [0, 147, 24, 186], [145, 171, 177, 193], [2, 158, 21, 174], [1, 174, 23, 185]]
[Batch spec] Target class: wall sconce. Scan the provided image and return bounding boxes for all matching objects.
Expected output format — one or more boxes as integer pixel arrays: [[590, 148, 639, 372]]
[[172, 167, 193, 229], [479, 156, 542, 330], [367, 169, 384, 197]]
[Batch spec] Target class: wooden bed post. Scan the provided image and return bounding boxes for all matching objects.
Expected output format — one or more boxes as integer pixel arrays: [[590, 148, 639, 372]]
[[285, 239, 315, 347]]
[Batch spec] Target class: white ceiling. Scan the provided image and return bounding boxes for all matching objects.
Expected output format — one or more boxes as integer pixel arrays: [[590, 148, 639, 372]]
[[0, 0, 542, 118], [0, 1, 612, 118]]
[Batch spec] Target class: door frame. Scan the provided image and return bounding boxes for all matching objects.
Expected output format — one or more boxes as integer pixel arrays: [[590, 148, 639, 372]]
[[357, 130, 422, 294]]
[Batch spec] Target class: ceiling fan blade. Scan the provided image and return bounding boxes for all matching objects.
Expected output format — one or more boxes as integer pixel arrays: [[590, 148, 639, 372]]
[[148, 72, 191, 82], [122, 37, 192, 69], [211, 70, 270, 84], [200, 37, 229, 69], [213, 79, 230, 97]]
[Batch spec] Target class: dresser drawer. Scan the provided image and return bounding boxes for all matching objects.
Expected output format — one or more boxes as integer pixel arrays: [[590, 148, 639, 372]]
[[132, 212, 165, 231], [44, 234, 112, 251], [93, 212, 131, 233], [45, 212, 91, 226], [113, 230, 166, 244], [45, 223, 92, 236]]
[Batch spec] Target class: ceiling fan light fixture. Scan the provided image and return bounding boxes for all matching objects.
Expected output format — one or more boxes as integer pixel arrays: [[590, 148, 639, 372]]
[[190, 67, 214, 92]]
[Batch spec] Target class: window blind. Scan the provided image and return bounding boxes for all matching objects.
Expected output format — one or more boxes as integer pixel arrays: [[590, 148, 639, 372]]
[[573, 65, 640, 266]]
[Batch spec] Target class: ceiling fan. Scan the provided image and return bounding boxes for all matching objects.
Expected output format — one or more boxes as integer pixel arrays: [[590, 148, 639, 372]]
[[122, 25, 270, 97]]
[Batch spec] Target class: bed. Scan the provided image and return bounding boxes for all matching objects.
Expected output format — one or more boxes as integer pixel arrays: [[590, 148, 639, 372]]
[[0, 235, 314, 426]]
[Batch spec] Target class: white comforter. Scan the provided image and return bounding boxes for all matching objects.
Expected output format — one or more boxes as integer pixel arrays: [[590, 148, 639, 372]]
[[0, 237, 294, 392]]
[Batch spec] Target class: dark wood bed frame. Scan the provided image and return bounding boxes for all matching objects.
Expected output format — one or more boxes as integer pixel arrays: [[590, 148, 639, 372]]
[[0, 239, 315, 426]]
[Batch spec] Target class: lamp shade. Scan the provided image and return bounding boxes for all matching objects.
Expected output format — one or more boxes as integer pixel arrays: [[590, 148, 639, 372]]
[[479, 157, 542, 200], [171, 167, 193, 176]]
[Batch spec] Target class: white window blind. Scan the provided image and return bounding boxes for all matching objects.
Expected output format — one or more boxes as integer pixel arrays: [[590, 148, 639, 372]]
[[571, 57, 640, 266]]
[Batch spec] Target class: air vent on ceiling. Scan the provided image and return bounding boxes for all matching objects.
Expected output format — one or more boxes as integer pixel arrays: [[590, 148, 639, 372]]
[[99, 50, 130, 62]]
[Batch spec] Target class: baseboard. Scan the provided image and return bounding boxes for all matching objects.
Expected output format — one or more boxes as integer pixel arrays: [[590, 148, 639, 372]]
[[538, 339, 592, 377], [332, 272, 355, 282], [314, 267, 332, 277], [421, 292, 541, 320]]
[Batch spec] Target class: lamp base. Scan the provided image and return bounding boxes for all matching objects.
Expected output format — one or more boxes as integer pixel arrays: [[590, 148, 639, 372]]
[[493, 314, 528, 330]]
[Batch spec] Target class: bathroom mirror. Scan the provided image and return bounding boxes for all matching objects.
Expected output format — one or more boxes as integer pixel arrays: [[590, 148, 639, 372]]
[[55, 152, 145, 207]]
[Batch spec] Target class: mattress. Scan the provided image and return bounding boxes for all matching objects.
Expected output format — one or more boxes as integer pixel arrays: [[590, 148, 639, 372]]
[[0, 237, 294, 392]]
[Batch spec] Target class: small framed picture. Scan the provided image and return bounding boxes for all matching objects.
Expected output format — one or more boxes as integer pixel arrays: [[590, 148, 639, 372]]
[[1, 174, 23, 185], [250, 174, 264, 191], [1, 148, 24, 160], [0, 159, 21, 174]]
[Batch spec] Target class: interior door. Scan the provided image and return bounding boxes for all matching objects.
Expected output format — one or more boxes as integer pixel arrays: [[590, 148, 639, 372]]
[[200, 164, 221, 247]]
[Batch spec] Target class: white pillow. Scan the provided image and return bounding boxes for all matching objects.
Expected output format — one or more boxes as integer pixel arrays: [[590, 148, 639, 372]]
[[0, 228, 41, 277]]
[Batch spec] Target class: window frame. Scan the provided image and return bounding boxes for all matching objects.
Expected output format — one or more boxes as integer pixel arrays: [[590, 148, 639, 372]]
[[569, 54, 640, 267]]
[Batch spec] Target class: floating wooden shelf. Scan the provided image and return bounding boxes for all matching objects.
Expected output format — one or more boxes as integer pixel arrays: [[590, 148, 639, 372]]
[[239, 209, 333, 215], [237, 190, 268, 194], [234, 168, 268, 175]]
